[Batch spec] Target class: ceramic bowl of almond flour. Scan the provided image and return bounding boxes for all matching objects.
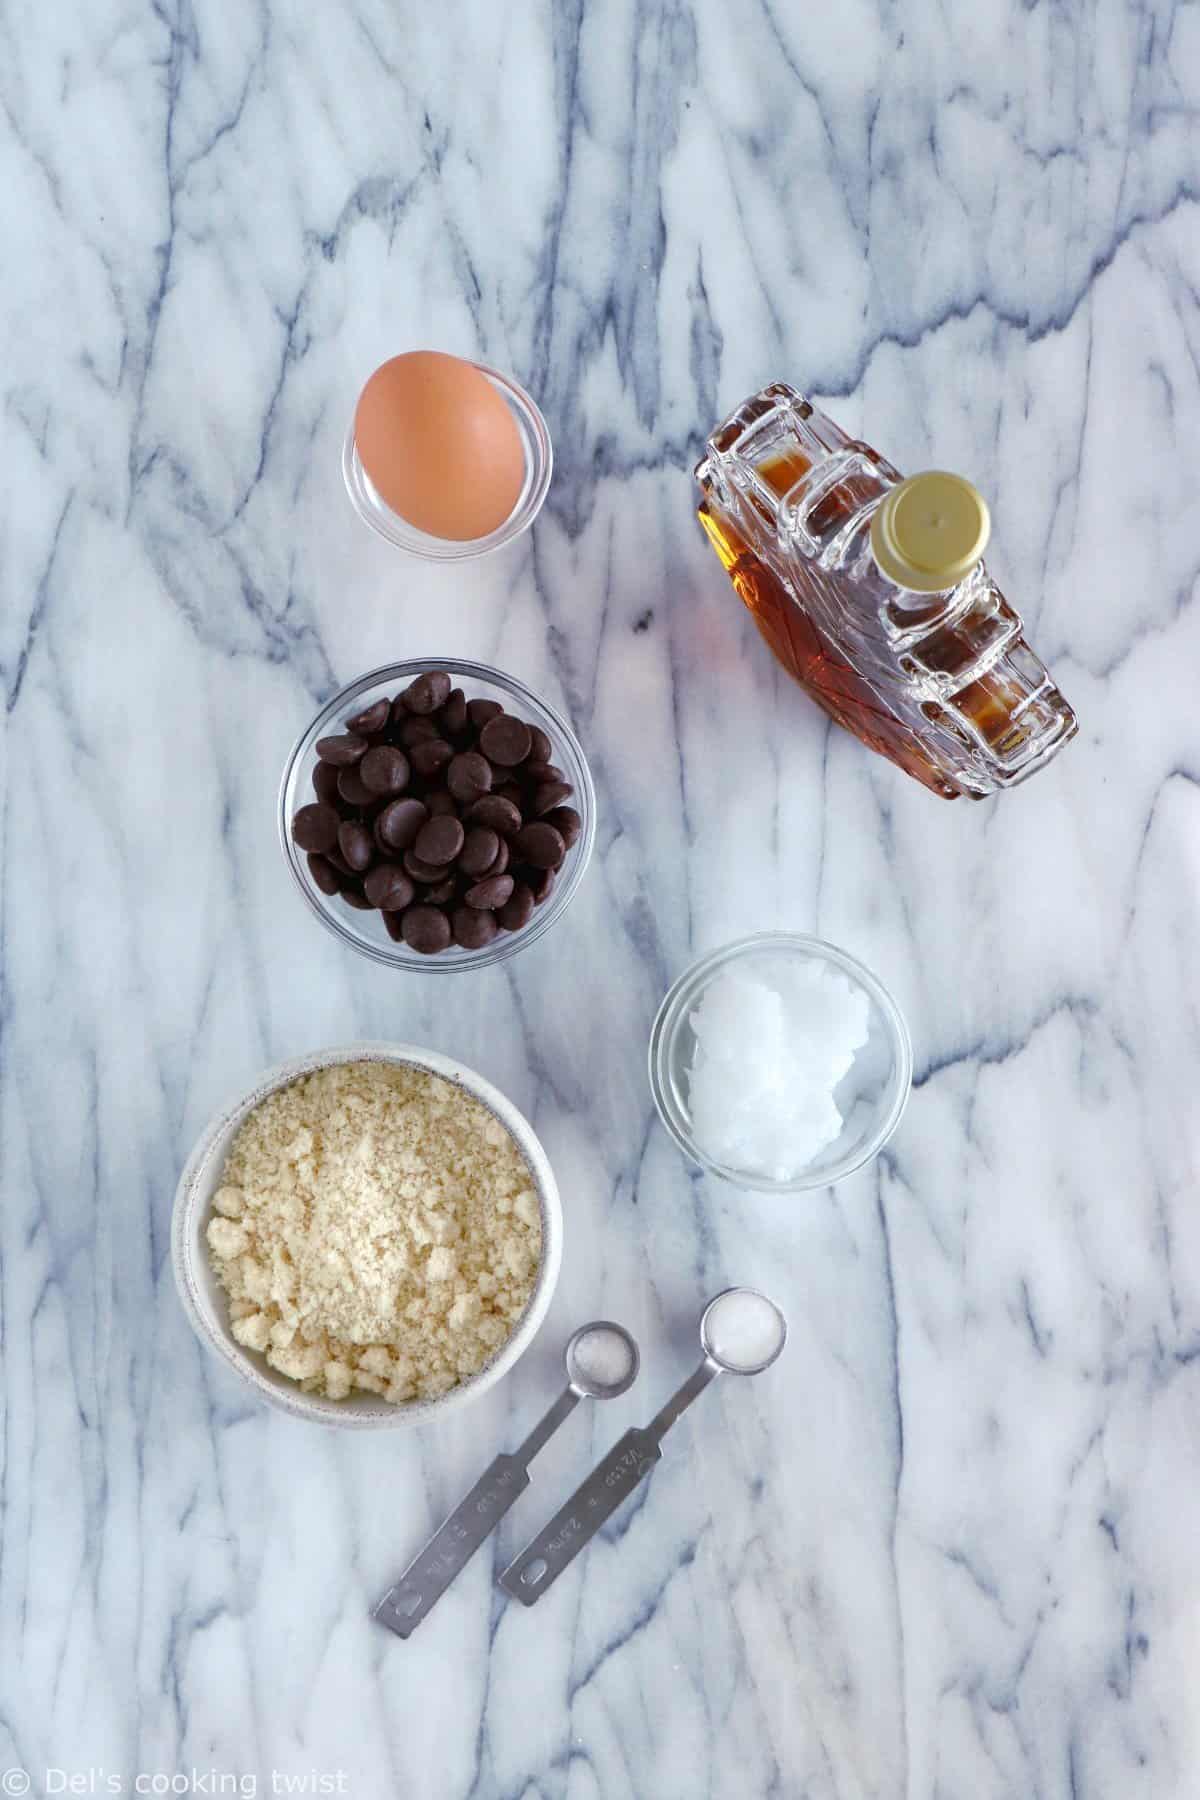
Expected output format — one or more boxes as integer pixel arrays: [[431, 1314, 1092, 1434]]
[[171, 1043, 563, 1428]]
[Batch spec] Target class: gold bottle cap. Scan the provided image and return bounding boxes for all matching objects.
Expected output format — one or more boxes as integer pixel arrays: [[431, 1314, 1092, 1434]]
[[869, 471, 991, 593]]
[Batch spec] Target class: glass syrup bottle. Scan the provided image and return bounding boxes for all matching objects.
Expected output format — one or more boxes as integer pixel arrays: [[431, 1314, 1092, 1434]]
[[695, 384, 1077, 799]]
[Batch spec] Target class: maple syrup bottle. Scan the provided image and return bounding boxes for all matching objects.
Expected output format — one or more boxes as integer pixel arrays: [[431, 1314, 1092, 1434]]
[[695, 385, 1077, 799]]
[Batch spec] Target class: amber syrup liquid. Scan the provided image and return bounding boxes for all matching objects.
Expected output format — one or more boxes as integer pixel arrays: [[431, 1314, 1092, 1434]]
[[698, 450, 962, 797]]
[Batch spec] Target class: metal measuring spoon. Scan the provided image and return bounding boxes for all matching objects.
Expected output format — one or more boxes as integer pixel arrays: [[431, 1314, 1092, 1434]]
[[374, 1320, 640, 1637], [499, 1287, 786, 1605]]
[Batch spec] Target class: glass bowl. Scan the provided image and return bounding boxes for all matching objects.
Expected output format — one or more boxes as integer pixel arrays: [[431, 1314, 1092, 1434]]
[[279, 659, 596, 972], [342, 362, 553, 561], [648, 932, 912, 1192]]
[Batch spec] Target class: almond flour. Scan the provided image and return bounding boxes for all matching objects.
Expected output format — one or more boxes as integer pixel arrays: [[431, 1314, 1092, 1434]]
[[205, 1060, 542, 1404]]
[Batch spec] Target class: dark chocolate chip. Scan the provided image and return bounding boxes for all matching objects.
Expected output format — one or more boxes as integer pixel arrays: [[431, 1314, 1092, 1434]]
[[464, 873, 515, 911], [524, 762, 566, 787], [402, 906, 452, 953], [480, 714, 533, 767], [544, 805, 582, 849], [341, 888, 374, 910], [306, 853, 340, 896], [383, 909, 408, 942], [401, 672, 452, 715], [398, 714, 441, 748], [312, 761, 341, 805], [326, 846, 355, 877], [424, 876, 456, 905], [494, 780, 524, 809], [360, 745, 410, 796], [447, 750, 493, 804], [337, 820, 374, 872], [315, 734, 368, 766], [498, 882, 535, 932], [512, 822, 565, 869], [409, 737, 454, 779], [364, 864, 415, 911], [527, 725, 553, 764], [291, 803, 340, 853], [467, 794, 523, 836], [376, 797, 429, 850], [533, 780, 574, 817], [345, 698, 391, 735], [404, 849, 450, 884], [532, 865, 556, 906], [440, 688, 468, 735], [425, 790, 459, 818], [452, 906, 499, 950], [483, 836, 510, 878], [458, 827, 500, 877], [337, 765, 376, 809], [415, 815, 465, 866], [467, 698, 503, 729]]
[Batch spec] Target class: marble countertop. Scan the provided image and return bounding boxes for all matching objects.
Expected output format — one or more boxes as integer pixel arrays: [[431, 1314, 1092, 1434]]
[[3, 1, 1199, 1795]]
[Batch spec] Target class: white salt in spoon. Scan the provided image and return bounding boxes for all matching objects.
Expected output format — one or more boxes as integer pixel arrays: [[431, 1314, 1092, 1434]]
[[499, 1287, 786, 1605], [374, 1320, 639, 1638]]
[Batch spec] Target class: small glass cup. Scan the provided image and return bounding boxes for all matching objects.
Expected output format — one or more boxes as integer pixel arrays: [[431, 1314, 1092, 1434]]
[[648, 932, 912, 1192], [342, 362, 553, 561], [279, 659, 595, 972]]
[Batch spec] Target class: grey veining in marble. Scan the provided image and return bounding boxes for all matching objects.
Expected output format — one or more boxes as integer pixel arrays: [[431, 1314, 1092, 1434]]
[[3, 0, 1200, 1796]]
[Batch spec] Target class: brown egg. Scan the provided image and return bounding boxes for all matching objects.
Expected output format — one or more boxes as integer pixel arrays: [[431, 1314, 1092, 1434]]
[[354, 351, 526, 541]]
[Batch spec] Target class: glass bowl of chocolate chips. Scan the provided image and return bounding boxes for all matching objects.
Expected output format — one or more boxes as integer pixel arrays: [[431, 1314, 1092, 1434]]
[[280, 660, 596, 970]]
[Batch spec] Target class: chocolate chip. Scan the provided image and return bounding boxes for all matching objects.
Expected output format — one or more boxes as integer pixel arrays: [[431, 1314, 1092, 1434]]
[[402, 906, 452, 953], [337, 764, 376, 809], [409, 737, 454, 779], [464, 873, 515, 911], [316, 734, 368, 766], [360, 745, 410, 796], [426, 790, 459, 818], [440, 688, 468, 735], [494, 780, 524, 809], [346, 698, 391, 735], [404, 849, 450, 884], [424, 876, 457, 905], [401, 671, 452, 715], [498, 883, 535, 932], [291, 803, 340, 853], [415, 815, 465, 866], [527, 725, 553, 764], [544, 805, 581, 848], [307, 853, 340, 896], [533, 781, 574, 817], [383, 909, 407, 942], [483, 836, 510, 878], [459, 827, 499, 877], [467, 794, 522, 836], [326, 846, 355, 877], [452, 906, 499, 949], [467, 698, 503, 729], [480, 714, 532, 767], [447, 750, 493, 804], [376, 797, 428, 850], [532, 865, 556, 906], [337, 821, 374, 871], [512, 822, 565, 869], [364, 864, 415, 910], [341, 887, 374, 910], [524, 762, 566, 787], [398, 714, 441, 748], [312, 761, 341, 805]]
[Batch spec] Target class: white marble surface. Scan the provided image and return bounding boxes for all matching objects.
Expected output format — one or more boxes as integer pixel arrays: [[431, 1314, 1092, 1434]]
[[3, 0, 1200, 1795]]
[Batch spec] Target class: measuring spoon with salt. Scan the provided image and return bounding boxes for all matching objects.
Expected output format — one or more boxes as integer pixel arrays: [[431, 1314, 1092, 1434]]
[[374, 1320, 639, 1637], [499, 1287, 786, 1606]]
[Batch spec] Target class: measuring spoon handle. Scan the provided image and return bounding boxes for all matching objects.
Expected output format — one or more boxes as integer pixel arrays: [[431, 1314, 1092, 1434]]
[[499, 1426, 661, 1603], [375, 1452, 531, 1636]]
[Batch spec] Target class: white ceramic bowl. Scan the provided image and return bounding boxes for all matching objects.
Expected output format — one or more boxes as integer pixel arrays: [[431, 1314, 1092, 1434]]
[[172, 1042, 563, 1428]]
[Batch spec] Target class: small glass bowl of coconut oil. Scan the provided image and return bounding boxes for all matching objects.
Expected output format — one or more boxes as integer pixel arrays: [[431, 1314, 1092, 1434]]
[[648, 932, 912, 1193]]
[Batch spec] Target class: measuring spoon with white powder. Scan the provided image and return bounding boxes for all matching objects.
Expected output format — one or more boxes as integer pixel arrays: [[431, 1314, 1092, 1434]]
[[374, 1320, 639, 1637], [499, 1287, 786, 1605]]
